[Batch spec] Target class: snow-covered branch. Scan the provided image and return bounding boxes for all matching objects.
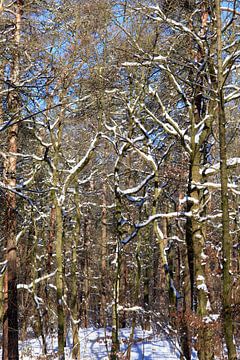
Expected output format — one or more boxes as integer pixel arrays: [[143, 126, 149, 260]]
[[118, 172, 154, 195], [59, 132, 101, 205], [201, 157, 240, 176], [18, 270, 57, 292]]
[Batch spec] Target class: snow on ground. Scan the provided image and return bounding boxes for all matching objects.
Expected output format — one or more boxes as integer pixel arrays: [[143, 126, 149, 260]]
[[0, 328, 182, 359], [77, 328, 181, 359]]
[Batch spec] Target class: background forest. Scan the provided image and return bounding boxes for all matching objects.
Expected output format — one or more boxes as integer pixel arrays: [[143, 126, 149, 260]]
[[0, 0, 240, 359]]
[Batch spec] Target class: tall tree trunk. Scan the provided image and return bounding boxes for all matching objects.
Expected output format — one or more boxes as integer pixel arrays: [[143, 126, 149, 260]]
[[180, 249, 192, 360], [83, 212, 90, 328], [143, 204, 151, 331], [2, 1, 23, 359], [55, 202, 65, 360], [216, 1, 237, 359], [184, 4, 215, 357], [111, 239, 121, 360], [47, 206, 56, 272], [126, 228, 141, 360], [71, 182, 80, 360], [49, 87, 66, 360], [32, 219, 47, 355], [111, 160, 122, 359], [178, 192, 192, 360], [100, 182, 108, 327], [152, 172, 176, 310], [187, 132, 213, 360]]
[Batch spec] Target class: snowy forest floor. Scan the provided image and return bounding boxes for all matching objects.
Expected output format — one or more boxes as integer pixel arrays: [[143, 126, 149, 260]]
[[0, 327, 189, 359], [1, 327, 239, 359]]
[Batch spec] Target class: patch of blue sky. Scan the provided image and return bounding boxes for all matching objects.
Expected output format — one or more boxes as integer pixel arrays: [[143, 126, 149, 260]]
[[221, 0, 240, 21]]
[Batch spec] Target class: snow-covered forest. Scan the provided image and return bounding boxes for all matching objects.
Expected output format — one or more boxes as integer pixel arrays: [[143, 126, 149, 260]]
[[0, 0, 240, 359]]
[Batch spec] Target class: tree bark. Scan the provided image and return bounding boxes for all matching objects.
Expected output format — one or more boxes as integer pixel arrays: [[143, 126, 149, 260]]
[[111, 159, 122, 359], [71, 182, 80, 360], [55, 202, 65, 360], [100, 182, 108, 327], [2, 1, 23, 359], [216, 1, 237, 359]]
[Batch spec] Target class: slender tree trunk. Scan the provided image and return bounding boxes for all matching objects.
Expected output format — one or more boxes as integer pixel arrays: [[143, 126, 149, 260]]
[[47, 206, 56, 272], [143, 262, 150, 331], [126, 231, 141, 360], [2, 74, 19, 360], [2, 2, 23, 359], [184, 3, 215, 355], [143, 203, 151, 331], [180, 251, 192, 360], [177, 192, 192, 360], [111, 240, 121, 360], [32, 219, 47, 355], [71, 182, 80, 360], [83, 213, 90, 328], [152, 173, 175, 309], [100, 182, 108, 327], [187, 143, 213, 360], [216, 1, 237, 358], [55, 202, 65, 360], [49, 87, 66, 360], [111, 161, 122, 359]]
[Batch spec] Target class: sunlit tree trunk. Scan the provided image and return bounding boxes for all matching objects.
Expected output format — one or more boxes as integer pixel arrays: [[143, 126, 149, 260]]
[[51, 107, 65, 360], [2, 1, 23, 359], [71, 181, 80, 360], [55, 201, 65, 360], [184, 3, 215, 358], [188, 149, 213, 360], [83, 210, 90, 328], [152, 172, 176, 310], [100, 182, 108, 327], [111, 164, 122, 359], [47, 206, 56, 272], [126, 226, 141, 360], [216, 1, 237, 358], [32, 218, 47, 355]]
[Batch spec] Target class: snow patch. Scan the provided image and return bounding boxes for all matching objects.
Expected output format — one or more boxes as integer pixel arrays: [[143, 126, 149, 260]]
[[0, 328, 182, 359]]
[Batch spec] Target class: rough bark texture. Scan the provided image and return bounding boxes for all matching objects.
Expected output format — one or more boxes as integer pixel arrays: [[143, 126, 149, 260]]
[[3, 69, 20, 360], [100, 182, 107, 327], [55, 203, 65, 360], [216, 1, 237, 359], [47, 206, 56, 272], [2, 1, 23, 359], [111, 169, 121, 359], [71, 183, 80, 360]]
